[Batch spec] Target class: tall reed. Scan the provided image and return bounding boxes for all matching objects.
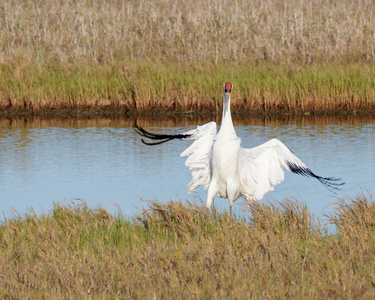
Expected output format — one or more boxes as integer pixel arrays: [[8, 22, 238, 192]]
[[1, 0, 375, 65]]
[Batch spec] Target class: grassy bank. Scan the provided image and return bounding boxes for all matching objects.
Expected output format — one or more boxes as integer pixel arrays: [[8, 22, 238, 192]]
[[1, 0, 375, 115], [2, 61, 375, 115], [1, 195, 375, 298]]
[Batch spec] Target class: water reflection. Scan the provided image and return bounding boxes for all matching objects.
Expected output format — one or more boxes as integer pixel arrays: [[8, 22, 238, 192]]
[[0, 116, 374, 221]]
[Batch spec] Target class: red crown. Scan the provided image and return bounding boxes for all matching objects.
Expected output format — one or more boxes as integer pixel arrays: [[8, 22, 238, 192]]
[[224, 82, 232, 92]]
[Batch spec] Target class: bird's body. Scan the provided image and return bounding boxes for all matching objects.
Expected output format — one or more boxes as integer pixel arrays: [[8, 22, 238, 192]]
[[209, 131, 241, 204], [206, 85, 242, 208], [135, 82, 343, 211]]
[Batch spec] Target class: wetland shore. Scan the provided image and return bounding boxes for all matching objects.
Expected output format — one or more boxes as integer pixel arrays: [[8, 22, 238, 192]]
[[2, 0, 375, 117]]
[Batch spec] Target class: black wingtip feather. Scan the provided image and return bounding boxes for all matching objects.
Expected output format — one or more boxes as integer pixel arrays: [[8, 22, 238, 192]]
[[287, 162, 345, 193], [134, 123, 192, 146]]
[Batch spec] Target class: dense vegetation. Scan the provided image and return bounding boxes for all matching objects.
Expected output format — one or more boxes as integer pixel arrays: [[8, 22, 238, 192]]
[[1, 0, 375, 114], [1, 195, 374, 298]]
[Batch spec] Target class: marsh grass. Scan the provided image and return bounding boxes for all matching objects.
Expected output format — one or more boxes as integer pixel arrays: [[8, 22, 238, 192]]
[[1, 0, 375, 113], [1, 196, 375, 298], [2, 61, 375, 113], [329, 192, 375, 241]]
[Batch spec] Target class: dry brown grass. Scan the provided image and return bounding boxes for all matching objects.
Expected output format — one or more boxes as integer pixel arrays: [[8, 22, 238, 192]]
[[1, 197, 375, 298], [329, 191, 375, 241], [1, 0, 375, 65]]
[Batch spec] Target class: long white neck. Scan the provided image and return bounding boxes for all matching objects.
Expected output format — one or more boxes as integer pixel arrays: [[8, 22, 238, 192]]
[[220, 92, 236, 134]]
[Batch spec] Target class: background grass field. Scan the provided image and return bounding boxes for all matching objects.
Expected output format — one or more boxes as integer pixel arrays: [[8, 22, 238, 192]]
[[1, 0, 375, 114]]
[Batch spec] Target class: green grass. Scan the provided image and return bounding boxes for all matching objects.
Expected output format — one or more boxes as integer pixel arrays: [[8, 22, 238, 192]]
[[1, 195, 375, 298], [2, 61, 375, 114]]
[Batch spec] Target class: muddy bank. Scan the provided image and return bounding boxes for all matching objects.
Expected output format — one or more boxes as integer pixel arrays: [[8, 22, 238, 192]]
[[1, 106, 375, 120]]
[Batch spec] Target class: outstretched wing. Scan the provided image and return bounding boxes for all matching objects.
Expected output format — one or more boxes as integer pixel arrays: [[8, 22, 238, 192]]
[[180, 122, 217, 192], [239, 138, 344, 200], [135, 122, 217, 192], [134, 123, 193, 145]]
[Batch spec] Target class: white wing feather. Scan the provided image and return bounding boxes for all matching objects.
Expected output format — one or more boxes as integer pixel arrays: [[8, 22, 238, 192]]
[[137, 122, 342, 205], [239, 138, 308, 200], [180, 122, 217, 192]]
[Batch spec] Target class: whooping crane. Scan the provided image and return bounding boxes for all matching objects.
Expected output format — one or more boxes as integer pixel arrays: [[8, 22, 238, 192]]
[[135, 82, 343, 213]]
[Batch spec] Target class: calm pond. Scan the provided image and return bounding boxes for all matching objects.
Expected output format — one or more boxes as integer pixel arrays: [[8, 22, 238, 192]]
[[0, 116, 374, 221]]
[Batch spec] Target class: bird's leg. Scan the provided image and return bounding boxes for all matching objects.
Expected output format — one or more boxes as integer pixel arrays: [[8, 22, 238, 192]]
[[206, 181, 217, 209], [227, 183, 236, 218]]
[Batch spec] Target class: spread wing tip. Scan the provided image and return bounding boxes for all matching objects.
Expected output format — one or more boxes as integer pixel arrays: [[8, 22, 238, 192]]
[[287, 162, 345, 192], [134, 123, 192, 146]]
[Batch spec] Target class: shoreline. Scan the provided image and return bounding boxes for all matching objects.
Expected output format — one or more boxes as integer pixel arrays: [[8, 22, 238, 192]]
[[1, 107, 375, 119]]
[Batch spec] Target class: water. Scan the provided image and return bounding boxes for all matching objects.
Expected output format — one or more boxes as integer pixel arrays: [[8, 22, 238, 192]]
[[0, 117, 374, 221]]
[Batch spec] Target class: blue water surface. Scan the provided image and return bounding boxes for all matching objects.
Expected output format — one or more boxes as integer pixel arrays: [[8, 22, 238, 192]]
[[0, 117, 373, 223]]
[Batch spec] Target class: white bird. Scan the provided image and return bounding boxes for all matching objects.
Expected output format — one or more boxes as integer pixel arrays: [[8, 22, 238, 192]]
[[135, 82, 343, 213]]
